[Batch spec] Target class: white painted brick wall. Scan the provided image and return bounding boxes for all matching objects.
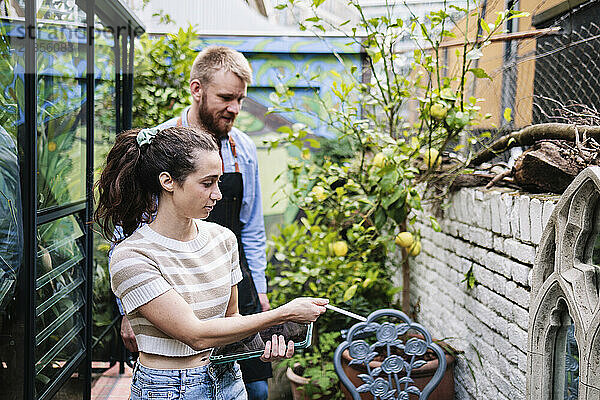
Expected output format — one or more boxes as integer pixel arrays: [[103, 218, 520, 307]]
[[405, 187, 560, 399]]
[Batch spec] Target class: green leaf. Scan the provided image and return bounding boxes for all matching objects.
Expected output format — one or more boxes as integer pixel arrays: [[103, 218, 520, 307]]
[[468, 68, 491, 79], [373, 208, 387, 230], [277, 125, 292, 134], [430, 216, 441, 232], [440, 87, 456, 100], [274, 4, 287, 10], [389, 201, 408, 225], [381, 187, 405, 209], [313, 0, 326, 7], [414, 49, 421, 61], [380, 170, 400, 192], [456, 111, 470, 127], [306, 138, 321, 148], [461, 266, 478, 289], [495, 12, 505, 27], [480, 19, 490, 34], [449, 4, 467, 13], [343, 284, 358, 301], [503, 107, 512, 123], [466, 47, 483, 61]]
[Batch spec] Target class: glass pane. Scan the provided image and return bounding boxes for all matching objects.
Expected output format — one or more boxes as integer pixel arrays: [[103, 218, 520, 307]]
[[592, 230, 600, 265], [37, 0, 86, 25], [94, 14, 115, 165], [36, 4, 87, 210], [563, 323, 579, 400], [35, 214, 86, 397], [0, 6, 25, 400], [92, 15, 118, 362], [553, 314, 579, 400], [0, 12, 24, 313]]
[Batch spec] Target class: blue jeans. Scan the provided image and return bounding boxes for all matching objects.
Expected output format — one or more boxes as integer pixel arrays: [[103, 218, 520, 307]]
[[130, 362, 247, 399], [245, 379, 268, 400]]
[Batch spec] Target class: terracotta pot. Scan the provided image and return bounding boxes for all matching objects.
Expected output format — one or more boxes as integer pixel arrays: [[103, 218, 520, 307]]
[[286, 365, 333, 400], [339, 346, 455, 400]]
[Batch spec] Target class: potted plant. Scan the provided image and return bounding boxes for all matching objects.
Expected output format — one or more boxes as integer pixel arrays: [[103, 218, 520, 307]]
[[268, 209, 399, 399], [284, 331, 341, 400]]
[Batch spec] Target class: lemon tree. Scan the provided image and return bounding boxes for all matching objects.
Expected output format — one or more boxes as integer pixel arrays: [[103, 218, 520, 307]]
[[265, 2, 527, 396]]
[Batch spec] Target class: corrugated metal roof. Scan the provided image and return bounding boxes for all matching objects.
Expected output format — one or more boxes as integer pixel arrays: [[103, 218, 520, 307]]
[[128, 0, 295, 34]]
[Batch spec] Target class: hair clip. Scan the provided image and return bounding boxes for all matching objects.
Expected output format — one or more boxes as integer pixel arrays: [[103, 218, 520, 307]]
[[137, 127, 160, 147]]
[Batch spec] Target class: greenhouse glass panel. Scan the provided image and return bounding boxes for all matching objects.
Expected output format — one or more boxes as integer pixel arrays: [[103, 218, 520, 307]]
[[94, 14, 115, 163], [37, 0, 86, 25], [91, 14, 118, 362], [0, 3, 26, 399], [0, 7, 25, 316], [35, 214, 86, 397], [36, 2, 87, 210]]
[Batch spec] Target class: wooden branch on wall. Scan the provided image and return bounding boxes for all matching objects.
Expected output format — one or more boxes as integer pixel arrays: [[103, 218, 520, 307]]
[[468, 123, 600, 167]]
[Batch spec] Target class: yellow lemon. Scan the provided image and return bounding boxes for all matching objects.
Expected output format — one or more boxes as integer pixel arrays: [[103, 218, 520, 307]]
[[395, 231, 414, 248], [311, 186, 327, 201], [430, 103, 448, 120], [409, 241, 422, 256], [332, 241, 348, 257], [372, 152, 386, 168], [48, 141, 57, 152], [423, 148, 441, 169]]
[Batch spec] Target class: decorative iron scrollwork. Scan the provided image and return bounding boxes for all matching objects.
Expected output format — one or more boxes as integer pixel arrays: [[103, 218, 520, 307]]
[[334, 309, 447, 400]]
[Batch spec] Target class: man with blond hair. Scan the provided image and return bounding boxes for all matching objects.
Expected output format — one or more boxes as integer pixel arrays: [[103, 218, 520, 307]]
[[117, 46, 272, 399]]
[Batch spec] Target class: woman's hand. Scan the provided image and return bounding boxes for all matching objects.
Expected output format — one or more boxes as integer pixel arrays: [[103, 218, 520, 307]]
[[120, 316, 138, 352], [260, 334, 294, 362], [279, 297, 328, 324]]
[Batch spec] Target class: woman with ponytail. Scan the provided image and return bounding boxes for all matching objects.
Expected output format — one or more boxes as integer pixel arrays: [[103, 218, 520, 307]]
[[95, 126, 327, 399]]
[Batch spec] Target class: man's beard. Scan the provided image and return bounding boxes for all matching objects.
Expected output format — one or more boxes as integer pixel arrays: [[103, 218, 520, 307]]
[[198, 93, 231, 138]]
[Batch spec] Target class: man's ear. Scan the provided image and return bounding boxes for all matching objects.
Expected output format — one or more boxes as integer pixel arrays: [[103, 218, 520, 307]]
[[190, 79, 203, 102], [158, 171, 175, 193]]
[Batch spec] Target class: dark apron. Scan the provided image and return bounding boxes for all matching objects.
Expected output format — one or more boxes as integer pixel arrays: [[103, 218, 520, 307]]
[[204, 142, 272, 383]]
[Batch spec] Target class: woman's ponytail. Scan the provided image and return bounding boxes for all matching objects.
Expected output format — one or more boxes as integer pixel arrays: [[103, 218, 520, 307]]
[[94, 126, 218, 242], [94, 130, 155, 241]]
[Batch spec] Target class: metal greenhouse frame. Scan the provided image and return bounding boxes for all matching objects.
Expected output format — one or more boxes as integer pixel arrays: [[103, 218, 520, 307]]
[[0, 1, 143, 399]]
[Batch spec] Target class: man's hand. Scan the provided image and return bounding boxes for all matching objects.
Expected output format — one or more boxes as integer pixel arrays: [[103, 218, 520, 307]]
[[120, 316, 138, 352], [258, 292, 270, 312]]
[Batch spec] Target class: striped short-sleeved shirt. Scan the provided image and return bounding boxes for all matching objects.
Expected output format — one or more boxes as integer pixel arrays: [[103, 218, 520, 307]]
[[110, 220, 243, 357]]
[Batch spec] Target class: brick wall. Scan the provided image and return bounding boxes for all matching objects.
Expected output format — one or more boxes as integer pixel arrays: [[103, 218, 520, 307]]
[[407, 187, 560, 399]]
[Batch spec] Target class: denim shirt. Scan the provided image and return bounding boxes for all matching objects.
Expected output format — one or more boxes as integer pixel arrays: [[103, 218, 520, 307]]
[[157, 107, 268, 293]]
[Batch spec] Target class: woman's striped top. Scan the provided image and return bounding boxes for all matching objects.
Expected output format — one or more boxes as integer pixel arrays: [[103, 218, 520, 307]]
[[110, 220, 242, 357]]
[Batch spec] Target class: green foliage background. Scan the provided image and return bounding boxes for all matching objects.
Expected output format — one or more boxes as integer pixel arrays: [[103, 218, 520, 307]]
[[132, 27, 199, 128]]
